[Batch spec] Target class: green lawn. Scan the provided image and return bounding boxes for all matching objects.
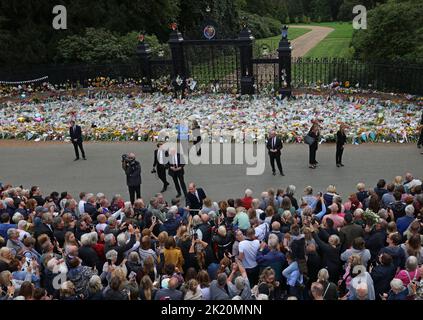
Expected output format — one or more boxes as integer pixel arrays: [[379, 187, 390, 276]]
[[299, 22, 354, 58]]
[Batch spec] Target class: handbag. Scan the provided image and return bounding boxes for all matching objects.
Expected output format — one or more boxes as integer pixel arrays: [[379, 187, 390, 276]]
[[304, 134, 315, 145]]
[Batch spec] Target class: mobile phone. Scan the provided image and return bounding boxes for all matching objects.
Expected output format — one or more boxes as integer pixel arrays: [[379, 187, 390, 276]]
[[107, 259, 112, 265], [193, 233, 198, 240], [129, 271, 137, 280]]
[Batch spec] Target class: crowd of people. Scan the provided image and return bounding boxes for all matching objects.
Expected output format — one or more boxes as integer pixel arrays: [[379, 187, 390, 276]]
[[0, 171, 423, 301]]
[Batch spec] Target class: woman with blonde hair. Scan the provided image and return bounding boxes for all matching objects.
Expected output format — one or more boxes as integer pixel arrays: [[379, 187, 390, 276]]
[[338, 254, 362, 296], [156, 231, 168, 256], [394, 176, 403, 187], [184, 279, 202, 300]]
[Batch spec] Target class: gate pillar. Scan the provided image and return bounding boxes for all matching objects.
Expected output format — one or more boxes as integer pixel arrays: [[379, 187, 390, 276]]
[[168, 23, 186, 98], [238, 19, 255, 95], [277, 26, 292, 98]]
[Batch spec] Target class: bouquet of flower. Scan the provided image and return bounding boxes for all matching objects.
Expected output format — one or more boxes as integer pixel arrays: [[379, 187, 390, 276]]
[[363, 209, 380, 227]]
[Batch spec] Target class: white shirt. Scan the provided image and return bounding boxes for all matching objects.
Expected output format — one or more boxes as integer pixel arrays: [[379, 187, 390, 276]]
[[18, 229, 31, 241], [239, 239, 260, 269], [96, 223, 108, 233], [78, 200, 86, 215], [159, 150, 164, 164]]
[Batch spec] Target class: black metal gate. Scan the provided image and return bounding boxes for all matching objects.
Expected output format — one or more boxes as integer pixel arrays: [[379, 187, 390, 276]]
[[183, 41, 240, 92]]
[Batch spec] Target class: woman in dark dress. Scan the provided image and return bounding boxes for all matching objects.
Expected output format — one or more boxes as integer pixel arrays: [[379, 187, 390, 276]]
[[308, 123, 320, 169], [336, 124, 347, 167]]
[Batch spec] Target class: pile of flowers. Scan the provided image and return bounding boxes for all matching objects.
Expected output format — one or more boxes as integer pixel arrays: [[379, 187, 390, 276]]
[[0, 89, 421, 143]]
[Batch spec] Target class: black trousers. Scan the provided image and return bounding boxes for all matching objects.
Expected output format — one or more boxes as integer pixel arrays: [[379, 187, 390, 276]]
[[336, 144, 344, 164], [246, 266, 259, 287], [128, 185, 141, 204], [418, 128, 423, 146], [172, 174, 187, 196], [269, 153, 283, 173], [309, 145, 317, 165], [72, 141, 85, 159], [157, 165, 168, 187]]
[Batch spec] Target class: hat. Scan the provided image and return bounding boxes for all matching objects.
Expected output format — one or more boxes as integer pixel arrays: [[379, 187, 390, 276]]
[[226, 207, 236, 217], [35, 206, 48, 214]]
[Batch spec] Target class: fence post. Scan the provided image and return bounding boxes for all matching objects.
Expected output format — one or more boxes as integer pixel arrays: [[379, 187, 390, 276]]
[[136, 34, 153, 93], [277, 26, 292, 98], [238, 19, 255, 95], [168, 23, 186, 98]]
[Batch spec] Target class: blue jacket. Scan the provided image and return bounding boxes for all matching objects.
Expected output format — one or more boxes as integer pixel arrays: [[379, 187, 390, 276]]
[[0, 223, 16, 240], [257, 249, 286, 281], [396, 216, 415, 235], [387, 288, 409, 300], [160, 217, 182, 236]]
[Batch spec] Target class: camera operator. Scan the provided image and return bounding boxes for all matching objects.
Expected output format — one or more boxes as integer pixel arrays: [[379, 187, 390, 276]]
[[122, 153, 142, 205]]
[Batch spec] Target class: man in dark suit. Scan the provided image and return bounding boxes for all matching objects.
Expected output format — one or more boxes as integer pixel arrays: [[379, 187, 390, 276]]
[[186, 183, 206, 215], [34, 211, 56, 252], [266, 130, 285, 176], [168, 148, 187, 198], [152, 142, 170, 193], [69, 120, 86, 161]]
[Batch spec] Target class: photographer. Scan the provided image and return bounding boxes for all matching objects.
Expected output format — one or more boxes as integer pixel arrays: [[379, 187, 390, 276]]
[[122, 153, 142, 205]]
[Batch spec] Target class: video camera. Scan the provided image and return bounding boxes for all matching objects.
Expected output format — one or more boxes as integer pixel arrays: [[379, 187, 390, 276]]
[[122, 154, 136, 166]]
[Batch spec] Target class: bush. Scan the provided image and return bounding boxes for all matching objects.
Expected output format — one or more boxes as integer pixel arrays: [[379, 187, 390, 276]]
[[56, 28, 168, 63], [240, 11, 282, 38]]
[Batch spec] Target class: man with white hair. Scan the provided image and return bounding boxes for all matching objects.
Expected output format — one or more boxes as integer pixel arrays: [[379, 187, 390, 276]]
[[160, 206, 182, 236], [404, 172, 422, 193], [396, 205, 416, 235], [257, 234, 286, 282], [104, 224, 136, 264], [212, 225, 234, 261], [382, 278, 409, 300], [78, 232, 99, 269], [6, 228, 25, 255]]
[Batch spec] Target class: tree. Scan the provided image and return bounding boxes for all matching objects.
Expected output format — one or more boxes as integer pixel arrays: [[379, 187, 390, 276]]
[[352, 0, 423, 62], [310, 0, 332, 21]]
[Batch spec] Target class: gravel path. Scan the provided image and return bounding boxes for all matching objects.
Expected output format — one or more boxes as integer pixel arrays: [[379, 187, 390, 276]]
[[290, 25, 335, 57]]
